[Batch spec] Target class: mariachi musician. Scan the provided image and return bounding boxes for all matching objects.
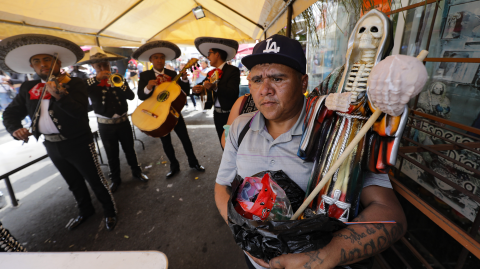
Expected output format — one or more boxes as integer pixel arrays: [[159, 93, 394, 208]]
[[192, 37, 240, 143], [133, 41, 205, 178], [76, 47, 148, 193], [1, 34, 117, 231]]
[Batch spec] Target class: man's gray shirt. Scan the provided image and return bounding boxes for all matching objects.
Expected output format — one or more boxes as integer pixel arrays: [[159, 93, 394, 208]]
[[216, 97, 392, 191]]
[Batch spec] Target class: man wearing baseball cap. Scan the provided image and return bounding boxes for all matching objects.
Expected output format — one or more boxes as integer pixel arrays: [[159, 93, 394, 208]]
[[214, 35, 407, 269]]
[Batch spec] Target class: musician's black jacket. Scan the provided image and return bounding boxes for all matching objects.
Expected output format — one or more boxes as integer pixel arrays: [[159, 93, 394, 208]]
[[3, 77, 91, 140], [197, 64, 240, 111], [85, 77, 134, 117], [137, 68, 189, 101]]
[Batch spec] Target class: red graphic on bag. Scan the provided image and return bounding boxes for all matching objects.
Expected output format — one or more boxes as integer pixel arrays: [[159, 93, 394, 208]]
[[236, 174, 277, 220], [156, 74, 172, 85], [29, 83, 51, 100]]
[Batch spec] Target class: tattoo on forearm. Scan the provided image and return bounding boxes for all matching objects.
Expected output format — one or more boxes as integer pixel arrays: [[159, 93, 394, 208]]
[[338, 223, 404, 265], [303, 250, 324, 269], [333, 227, 367, 246]]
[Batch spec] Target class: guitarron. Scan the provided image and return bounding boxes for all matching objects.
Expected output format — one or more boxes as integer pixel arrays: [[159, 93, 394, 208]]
[[132, 58, 198, 137]]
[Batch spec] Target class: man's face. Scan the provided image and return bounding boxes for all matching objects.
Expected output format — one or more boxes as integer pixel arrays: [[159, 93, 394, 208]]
[[150, 53, 166, 71], [207, 50, 220, 67], [92, 61, 111, 73], [30, 54, 62, 79], [249, 63, 307, 123]]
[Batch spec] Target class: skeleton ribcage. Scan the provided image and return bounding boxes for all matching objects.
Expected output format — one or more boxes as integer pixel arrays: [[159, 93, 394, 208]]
[[344, 62, 374, 102]]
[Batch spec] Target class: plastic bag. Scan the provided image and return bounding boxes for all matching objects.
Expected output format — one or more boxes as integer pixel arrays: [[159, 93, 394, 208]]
[[228, 170, 346, 263], [236, 173, 293, 221]]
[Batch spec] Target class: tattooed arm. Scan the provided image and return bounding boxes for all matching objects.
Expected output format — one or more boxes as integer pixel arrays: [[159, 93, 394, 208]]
[[269, 185, 407, 269]]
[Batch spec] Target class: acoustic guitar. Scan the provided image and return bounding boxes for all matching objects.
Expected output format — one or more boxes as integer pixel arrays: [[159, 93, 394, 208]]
[[200, 69, 221, 110], [132, 58, 197, 137]]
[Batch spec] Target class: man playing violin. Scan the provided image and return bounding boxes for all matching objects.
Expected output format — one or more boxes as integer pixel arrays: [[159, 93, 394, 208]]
[[1, 34, 117, 231], [78, 47, 148, 193], [133, 40, 205, 178], [192, 37, 240, 144]]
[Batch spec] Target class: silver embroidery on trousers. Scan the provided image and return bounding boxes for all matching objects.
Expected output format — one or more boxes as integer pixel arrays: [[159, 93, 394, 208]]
[[88, 142, 117, 214]]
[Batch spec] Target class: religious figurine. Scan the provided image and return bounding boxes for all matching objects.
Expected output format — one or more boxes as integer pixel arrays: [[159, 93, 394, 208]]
[[299, 9, 428, 222]]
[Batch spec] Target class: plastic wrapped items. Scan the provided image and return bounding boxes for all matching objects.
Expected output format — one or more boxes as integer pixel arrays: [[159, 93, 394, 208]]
[[235, 173, 293, 221], [228, 170, 346, 263]]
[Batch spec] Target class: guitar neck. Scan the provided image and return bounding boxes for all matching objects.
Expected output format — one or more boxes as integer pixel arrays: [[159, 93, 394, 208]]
[[172, 67, 189, 83]]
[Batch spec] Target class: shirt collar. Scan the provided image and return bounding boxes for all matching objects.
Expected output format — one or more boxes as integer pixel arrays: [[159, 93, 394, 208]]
[[217, 62, 226, 70], [250, 97, 306, 136], [153, 67, 164, 75]]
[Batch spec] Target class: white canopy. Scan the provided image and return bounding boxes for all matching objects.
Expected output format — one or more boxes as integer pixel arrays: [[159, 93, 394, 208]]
[[0, 0, 317, 47]]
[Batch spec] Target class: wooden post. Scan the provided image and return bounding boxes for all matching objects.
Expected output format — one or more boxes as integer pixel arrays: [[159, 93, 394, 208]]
[[286, 3, 293, 38]]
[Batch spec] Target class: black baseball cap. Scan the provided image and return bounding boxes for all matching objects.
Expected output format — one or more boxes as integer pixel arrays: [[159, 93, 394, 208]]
[[241, 34, 306, 75]]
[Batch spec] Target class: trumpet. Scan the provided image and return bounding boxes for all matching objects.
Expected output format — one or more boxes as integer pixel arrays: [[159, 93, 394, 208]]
[[108, 73, 124, 87]]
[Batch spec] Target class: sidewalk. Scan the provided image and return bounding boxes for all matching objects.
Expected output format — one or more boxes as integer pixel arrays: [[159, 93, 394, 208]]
[[0, 96, 247, 268]]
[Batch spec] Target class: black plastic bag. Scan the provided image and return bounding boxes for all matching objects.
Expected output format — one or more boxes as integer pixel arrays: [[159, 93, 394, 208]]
[[228, 170, 346, 263]]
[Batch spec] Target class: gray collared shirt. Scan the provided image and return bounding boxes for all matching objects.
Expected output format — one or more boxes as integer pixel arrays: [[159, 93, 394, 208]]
[[216, 97, 392, 191]]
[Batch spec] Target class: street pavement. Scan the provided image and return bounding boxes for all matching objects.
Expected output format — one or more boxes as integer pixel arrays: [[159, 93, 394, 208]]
[[0, 93, 247, 268]]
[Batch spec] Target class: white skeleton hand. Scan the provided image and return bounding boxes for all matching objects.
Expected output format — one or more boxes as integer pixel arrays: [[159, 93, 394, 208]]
[[325, 92, 353, 112], [367, 55, 428, 116]]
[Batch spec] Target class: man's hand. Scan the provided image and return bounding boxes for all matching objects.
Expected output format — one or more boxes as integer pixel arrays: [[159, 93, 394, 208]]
[[96, 70, 110, 81], [147, 79, 158, 90], [45, 81, 66, 100], [13, 128, 32, 141], [192, 85, 205, 94], [246, 252, 270, 268], [203, 81, 213, 91], [180, 70, 188, 80]]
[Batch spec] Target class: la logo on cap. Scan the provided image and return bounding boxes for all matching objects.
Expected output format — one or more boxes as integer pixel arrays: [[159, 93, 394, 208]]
[[263, 38, 280, 53]]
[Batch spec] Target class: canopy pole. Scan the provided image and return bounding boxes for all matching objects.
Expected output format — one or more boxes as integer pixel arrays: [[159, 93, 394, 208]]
[[286, 4, 293, 38], [260, 0, 294, 40]]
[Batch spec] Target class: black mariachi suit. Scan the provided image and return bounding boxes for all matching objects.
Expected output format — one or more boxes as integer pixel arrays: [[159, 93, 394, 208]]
[[138, 69, 199, 169], [86, 77, 141, 183], [3, 78, 116, 217], [198, 64, 240, 141]]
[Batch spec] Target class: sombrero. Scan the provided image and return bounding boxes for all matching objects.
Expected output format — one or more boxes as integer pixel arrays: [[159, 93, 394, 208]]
[[0, 34, 84, 74], [194, 37, 238, 61], [132, 41, 181, 61], [76, 47, 126, 65]]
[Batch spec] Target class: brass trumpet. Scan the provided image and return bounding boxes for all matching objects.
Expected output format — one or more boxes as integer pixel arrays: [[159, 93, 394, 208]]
[[108, 73, 124, 87]]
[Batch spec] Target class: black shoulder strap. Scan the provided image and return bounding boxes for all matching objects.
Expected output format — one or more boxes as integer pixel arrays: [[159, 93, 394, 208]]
[[238, 117, 253, 148]]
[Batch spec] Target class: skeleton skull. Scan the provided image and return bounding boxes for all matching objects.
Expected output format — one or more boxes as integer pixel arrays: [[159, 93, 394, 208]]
[[357, 16, 384, 49]]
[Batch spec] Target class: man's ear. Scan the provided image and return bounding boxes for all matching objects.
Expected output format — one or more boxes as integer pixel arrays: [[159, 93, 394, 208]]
[[57, 59, 62, 67], [30, 64, 33, 69], [301, 74, 309, 94]]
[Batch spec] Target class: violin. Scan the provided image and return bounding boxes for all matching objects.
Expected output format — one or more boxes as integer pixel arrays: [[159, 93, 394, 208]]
[[48, 71, 71, 94]]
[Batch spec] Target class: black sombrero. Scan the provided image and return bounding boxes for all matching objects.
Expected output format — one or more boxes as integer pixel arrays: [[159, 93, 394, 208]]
[[0, 34, 84, 73], [194, 37, 238, 61], [76, 47, 126, 65], [132, 41, 181, 61]]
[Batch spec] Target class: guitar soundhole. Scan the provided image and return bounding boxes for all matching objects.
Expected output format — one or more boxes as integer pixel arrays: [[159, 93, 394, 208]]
[[157, 91, 170, 102]]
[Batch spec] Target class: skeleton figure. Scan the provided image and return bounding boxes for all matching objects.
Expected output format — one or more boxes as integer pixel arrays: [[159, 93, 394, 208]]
[[302, 10, 395, 222], [302, 9, 427, 223], [344, 16, 384, 103]]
